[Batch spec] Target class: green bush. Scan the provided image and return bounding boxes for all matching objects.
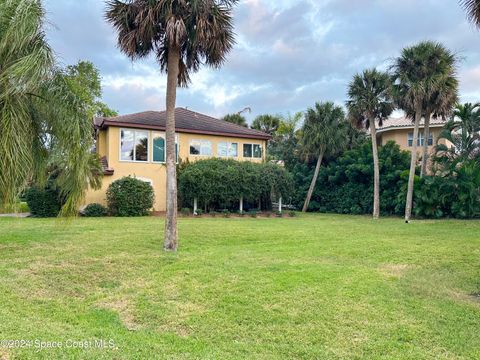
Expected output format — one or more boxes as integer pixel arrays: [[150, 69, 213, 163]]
[[106, 177, 154, 217], [195, 209, 204, 216], [83, 203, 107, 217], [288, 211, 297, 217], [275, 211, 283, 218], [25, 184, 63, 218], [248, 210, 258, 218], [221, 209, 231, 218], [181, 208, 191, 216]]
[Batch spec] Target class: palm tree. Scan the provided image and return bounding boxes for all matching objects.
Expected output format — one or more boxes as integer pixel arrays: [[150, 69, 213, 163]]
[[251, 114, 281, 136], [222, 113, 248, 127], [0, 0, 102, 215], [347, 69, 394, 219], [392, 41, 454, 222], [300, 102, 347, 212], [106, 0, 238, 251], [461, 0, 480, 27], [435, 103, 480, 168]]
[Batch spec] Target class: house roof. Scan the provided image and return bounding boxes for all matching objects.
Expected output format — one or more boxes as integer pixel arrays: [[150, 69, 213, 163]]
[[377, 116, 447, 134], [94, 108, 271, 140]]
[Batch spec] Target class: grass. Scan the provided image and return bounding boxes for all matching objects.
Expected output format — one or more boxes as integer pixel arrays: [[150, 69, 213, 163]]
[[0, 214, 479, 359]]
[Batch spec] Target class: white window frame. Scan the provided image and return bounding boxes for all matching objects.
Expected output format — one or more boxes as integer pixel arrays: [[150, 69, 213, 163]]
[[407, 131, 434, 147], [217, 142, 238, 158], [151, 132, 179, 163], [243, 143, 263, 159], [189, 139, 212, 156], [119, 128, 149, 163]]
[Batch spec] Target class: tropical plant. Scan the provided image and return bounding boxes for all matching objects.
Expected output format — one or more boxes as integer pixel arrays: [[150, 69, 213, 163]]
[[106, 0, 238, 251], [83, 203, 108, 217], [434, 102, 480, 169], [267, 112, 303, 170], [461, 0, 480, 27], [251, 114, 281, 135], [0, 0, 103, 216], [347, 69, 394, 219], [300, 102, 347, 212], [392, 41, 456, 222], [222, 113, 248, 127]]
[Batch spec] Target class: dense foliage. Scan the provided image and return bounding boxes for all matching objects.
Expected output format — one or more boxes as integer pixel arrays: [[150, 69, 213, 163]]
[[178, 159, 293, 212], [292, 141, 411, 215], [106, 177, 155, 217], [25, 182, 63, 218], [83, 203, 108, 217]]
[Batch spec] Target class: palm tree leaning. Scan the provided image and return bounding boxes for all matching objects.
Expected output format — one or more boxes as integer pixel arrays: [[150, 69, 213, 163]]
[[106, 0, 238, 251], [461, 0, 480, 27], [392, 41, 453, 222], [301, 102, 347, 212], [347, 69, 394, 219]]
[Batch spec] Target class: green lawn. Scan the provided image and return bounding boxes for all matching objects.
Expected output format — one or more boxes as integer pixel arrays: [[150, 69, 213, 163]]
[[0, 215, 479, 359]]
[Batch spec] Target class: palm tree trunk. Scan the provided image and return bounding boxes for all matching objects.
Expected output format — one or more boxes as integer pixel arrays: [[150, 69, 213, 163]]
[[370, 121, 380, 219], [420, 111, 431, 177], [405, 106, 422, 222], [164, 47, 180, 251], [302, 151, 324, 212]]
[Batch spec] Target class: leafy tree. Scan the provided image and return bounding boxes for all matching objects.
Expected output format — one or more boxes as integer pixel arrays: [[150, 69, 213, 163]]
[[461, 0, 480, 27], [0, 0, 103, 215], [392, 41, 456, 222], [64, 61, 118, 118], [267, 112, 303, 169], [434, 103, 480, 169], [251, 114, 281, 135], [222, 113, 248, 127], [347, 69, 394, 219], [106, 0, 238, 251], [300, 102, 347, 212]]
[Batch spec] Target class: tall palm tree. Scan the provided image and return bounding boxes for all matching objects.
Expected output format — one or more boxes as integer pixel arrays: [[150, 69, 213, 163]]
[[0, 0, 101, 215], [106, 0, 238, 251], [392, 41, 454, 222], [300, 102, 347, 212], [346, 69, 394, 219], [251, 114, 281, 136], [461, 0, 480, 27]]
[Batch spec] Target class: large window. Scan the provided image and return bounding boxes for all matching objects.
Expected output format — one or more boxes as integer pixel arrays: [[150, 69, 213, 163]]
[[243, 143, 262, 159], [121, 129, 148, 162], [217, 142, 238, 157], [408, 132, 434, 147], [152, 132, 179, 163], [190, 140, 212, 156]]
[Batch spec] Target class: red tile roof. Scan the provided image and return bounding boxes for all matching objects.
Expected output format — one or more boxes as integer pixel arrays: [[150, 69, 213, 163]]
[[94, 108, 271, 140], [377, 116, 447, 133]]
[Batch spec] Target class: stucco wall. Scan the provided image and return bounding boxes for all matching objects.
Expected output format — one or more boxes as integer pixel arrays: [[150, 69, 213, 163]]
[[379, 127, 448, 153], [84, 127, 267, 211]]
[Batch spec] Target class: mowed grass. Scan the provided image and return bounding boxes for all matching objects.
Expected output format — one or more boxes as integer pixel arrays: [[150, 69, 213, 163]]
[[0, 215, 479, 359]]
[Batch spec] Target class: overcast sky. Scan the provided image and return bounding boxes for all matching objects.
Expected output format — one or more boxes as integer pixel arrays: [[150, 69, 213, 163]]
[[44, 0, 480, 122]]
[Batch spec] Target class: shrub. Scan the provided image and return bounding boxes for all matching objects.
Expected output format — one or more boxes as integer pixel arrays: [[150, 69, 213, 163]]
[[221, 209, 231, 218], [248, 210, 258, 218], [25, 184, 62, 218], [195, 209, 204, 216], [288, 211, 297, 217], [209, 210, 217, 217], [275, 211, 283, 217], [181, 208, 191, 216], [83, 203, 107, 217], [106, 177, 154, 217]]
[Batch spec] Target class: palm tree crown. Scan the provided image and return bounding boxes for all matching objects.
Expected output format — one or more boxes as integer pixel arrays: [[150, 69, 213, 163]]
[[106, 0, 237, 85], [461, 0, 480, 27]]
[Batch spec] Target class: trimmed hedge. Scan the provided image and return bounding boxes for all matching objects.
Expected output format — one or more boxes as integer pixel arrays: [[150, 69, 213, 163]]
[[178, 159, 293, 212], [25, 184, 63, 218], [83, 203, 108, 217], [106, 177, 154, 217]]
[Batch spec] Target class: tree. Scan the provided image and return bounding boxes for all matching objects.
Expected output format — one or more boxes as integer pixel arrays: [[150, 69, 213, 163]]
[[64, 61, 118, 118], [300, 102, 347, 212], [251, 114, 281, 135], [347, 69, 394, 219], [268, 112, 302, 170], [106, 0, 238, 251], [461, 0, 480, 27], [222, 113, 247, 127], [0, 0, 103, 215], [434, 103, 480, 168], [392, 41, 454, 222]]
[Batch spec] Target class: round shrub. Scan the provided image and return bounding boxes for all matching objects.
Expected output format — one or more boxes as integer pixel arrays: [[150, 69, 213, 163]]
[[106, 177, 154, 217], [25, 185, 62, 218], [83, 203, 107, 217]]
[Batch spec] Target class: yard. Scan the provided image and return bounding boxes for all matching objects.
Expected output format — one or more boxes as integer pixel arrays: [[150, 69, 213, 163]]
[[0, 214, 479, 359]]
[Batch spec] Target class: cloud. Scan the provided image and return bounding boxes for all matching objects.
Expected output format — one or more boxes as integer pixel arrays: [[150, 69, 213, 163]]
[[44, 0, 480, 123]]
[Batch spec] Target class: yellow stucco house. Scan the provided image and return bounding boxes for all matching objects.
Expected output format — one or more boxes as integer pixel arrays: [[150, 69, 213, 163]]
[[376, 116, 450, 153], [85, 108, 270, 211]]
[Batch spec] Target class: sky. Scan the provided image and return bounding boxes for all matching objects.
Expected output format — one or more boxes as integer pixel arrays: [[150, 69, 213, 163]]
[[44, 0, 480, 123]]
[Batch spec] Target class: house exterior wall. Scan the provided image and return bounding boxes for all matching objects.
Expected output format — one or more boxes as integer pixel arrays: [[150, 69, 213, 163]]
[[378, 127, 448, 153], [85, 126, 267, 211]]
